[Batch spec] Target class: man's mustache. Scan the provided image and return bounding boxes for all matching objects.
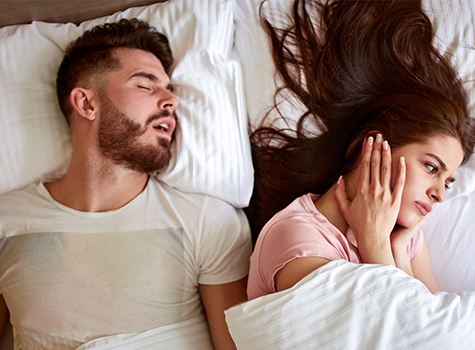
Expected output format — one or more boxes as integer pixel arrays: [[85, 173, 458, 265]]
[[145, 110, 178, 127]]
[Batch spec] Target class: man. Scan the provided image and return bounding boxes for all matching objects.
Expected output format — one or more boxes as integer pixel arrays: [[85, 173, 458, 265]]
[[0, 19, 251, 349]]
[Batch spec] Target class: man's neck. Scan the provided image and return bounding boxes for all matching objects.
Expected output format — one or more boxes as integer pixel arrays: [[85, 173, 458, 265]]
[[44, 154, 150, 213]]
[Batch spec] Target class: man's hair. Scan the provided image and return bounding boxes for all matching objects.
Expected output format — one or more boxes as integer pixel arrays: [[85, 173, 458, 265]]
[[56, 18, 173, 122]]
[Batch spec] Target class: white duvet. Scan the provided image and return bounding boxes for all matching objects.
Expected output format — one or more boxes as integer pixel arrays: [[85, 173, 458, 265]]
[[74, 315, 212, 350], [225, 260, 475, 350]]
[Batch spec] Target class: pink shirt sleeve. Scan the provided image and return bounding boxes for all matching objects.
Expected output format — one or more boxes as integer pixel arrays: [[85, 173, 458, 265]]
[[248, 214, 357, 299], [247, 207, 425, 300]]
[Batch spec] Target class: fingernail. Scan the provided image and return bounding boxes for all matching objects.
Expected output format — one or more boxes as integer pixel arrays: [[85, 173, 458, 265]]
[[367, 136, 374, 146], [400, 156, 405, 166], [383, 140, 389, 150], [337, 175, 342, 185], [376, 134, 382, 143]]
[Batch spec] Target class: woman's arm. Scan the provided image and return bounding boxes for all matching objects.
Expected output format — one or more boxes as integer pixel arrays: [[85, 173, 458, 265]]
[[411, 242, 439, 293], [391, 244, 414, 277], [390, 213, 430, 280], [275, 257, 331, 292]]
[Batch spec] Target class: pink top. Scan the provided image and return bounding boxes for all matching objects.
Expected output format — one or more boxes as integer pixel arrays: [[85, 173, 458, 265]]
[[247, 193, 424, 300]]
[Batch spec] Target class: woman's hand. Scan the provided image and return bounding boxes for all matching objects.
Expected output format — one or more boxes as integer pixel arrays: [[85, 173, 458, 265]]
[[334, 134, 406, 266], [390, 215, 429, 276], [391, 216, 428, 251]]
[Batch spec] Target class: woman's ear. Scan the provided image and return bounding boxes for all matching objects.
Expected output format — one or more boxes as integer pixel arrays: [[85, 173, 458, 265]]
[[69, 87, 97, 121], [346, 129, 384, 161], [366, 130, 383, 139]]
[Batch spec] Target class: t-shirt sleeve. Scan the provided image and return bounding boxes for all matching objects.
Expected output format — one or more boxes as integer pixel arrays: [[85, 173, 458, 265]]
[[196, 197, 252, 285], [251, 215, 349, 295], [407, 230, 424, 262]]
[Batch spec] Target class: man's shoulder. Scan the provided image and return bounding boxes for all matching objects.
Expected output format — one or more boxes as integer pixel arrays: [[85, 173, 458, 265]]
[[150, 177, 236, 209], [0, 183, 40, 206], [0, 183, 44, 237], [149, 177, 246, 232]]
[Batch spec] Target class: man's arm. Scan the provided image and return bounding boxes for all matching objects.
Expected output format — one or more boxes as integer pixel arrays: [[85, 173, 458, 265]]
[[0, 295, 8, 339], [199, 277, 247, 350]]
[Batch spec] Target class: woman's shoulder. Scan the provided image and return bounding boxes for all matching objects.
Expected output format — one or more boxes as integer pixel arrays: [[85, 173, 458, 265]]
[[276, 193, 321, 217], [256, 193, 331, 247]]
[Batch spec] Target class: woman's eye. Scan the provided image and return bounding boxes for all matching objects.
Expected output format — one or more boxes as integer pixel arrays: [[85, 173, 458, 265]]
[[426, 163, 438, 173], [445, 183, 452, 191], [138, 85, 151, 91]]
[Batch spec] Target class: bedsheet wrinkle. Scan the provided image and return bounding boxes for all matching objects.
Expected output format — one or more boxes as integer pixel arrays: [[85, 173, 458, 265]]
[[225, 260, 475, 350], [74, 315, 213, 350]]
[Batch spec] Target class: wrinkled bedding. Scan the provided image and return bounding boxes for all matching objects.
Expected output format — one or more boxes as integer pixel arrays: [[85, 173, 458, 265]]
[[74, 315, 212, 350], [226, 260, 475, 350]]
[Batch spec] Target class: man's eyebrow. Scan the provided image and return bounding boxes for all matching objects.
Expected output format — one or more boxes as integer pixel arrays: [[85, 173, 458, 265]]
[[130, 72, 173, 92], [427, 153, 455, 183], [130, 72, 159, 81]]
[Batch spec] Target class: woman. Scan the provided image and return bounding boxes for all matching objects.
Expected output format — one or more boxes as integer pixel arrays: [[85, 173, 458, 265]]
[[246, 0, 475, 298]]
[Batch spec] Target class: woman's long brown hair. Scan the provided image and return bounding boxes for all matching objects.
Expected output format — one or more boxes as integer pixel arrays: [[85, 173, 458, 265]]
[[246, 0, 475, 240]]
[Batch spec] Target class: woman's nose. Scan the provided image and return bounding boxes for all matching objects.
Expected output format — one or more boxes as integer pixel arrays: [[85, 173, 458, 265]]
[[428, 181, 446, 203]]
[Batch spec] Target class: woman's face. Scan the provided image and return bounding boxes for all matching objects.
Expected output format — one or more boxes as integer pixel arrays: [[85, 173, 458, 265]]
[[391, 135, 464, 228]]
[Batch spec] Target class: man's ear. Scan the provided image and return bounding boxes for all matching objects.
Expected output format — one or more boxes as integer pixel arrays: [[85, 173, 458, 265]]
[[69, 87, 97, 121]]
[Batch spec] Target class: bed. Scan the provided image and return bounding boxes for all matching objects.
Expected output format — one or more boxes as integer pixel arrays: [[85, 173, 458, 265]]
[[1, 0, 474, 349]]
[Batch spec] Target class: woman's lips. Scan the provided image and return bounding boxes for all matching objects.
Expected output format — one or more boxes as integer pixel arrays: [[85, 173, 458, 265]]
[[415, 201, 432, 216]]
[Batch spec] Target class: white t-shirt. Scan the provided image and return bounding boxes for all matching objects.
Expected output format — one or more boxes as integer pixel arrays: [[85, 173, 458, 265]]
[[0, 178, 252, 350]]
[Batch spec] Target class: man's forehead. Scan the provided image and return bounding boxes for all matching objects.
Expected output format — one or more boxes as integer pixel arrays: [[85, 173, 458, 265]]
[[112, 47, 167, 76]]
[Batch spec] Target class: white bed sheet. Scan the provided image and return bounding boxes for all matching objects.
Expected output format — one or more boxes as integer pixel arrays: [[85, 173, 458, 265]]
[[226, 260, 475, 350]]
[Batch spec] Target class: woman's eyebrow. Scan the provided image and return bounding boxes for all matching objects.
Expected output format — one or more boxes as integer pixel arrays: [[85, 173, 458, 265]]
[[427, 153, 456, 182], [427, 153, 447, 171]]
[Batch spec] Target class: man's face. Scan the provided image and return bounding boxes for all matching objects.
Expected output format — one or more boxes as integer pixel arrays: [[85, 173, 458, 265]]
[[97, 48, 179, 174]]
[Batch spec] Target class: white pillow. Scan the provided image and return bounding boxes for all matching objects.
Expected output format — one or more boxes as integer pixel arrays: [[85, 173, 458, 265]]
[[233, 0, 306, 131], [0, 0, 253, 208], [234, 0, 475, 291]]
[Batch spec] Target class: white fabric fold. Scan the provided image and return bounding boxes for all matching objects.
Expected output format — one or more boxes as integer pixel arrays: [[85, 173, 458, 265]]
[[225, 260, 475, 350], [74, 315, 212, 350]]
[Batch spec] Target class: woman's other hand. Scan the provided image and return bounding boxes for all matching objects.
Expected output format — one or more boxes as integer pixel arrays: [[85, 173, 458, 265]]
[[334, 134, 406, 265]]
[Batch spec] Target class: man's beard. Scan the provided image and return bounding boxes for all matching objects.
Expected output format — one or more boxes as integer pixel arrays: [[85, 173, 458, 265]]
[[98, 95, 177, 174]]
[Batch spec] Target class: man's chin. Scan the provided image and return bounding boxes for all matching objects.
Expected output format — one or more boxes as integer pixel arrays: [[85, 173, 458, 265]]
[[119, 146, 172, 174], [149, 159, 172, 174]]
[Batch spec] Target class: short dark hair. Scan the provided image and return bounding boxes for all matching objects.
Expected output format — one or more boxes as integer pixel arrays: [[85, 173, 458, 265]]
[[56, 18, 173, 121]]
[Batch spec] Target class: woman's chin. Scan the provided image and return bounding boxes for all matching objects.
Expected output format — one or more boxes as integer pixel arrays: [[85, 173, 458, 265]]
[[396, 216, 419, 230]]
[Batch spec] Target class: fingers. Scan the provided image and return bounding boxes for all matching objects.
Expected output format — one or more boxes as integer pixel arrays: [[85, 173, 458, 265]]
[[380, 139, 391, 189], [359, 135, 373, 189], [334, 175, 350, 214], [392, 156, 406, 203], [351, 134, 404, 201], [371, 133, 383, 185], [362, 133, 393, 190]]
